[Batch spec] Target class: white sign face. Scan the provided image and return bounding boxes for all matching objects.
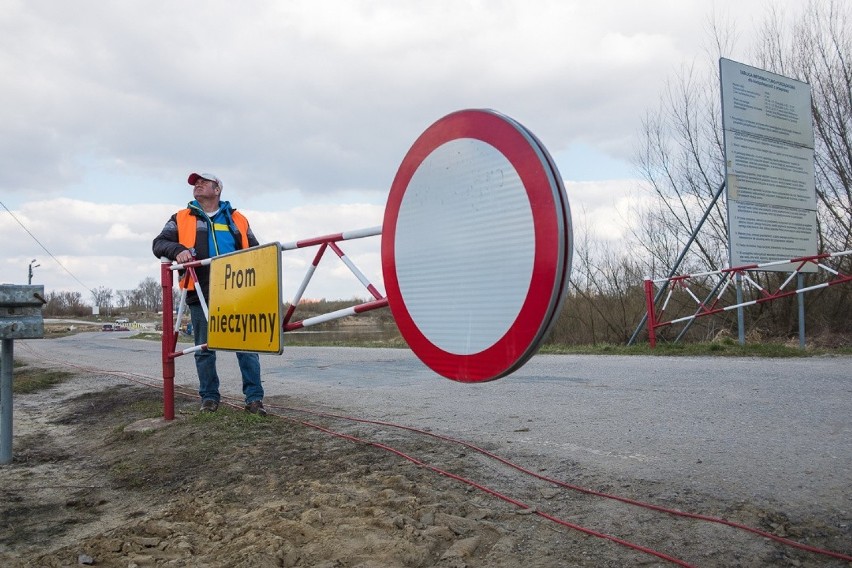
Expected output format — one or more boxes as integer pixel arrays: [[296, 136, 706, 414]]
[[394, 137, 535, 354], [728, 201, 818, 268], [382, 109, 572, 383], [725, 132, 816, 210], [720, 67, 814, 147], [720, 58, 818, 272]]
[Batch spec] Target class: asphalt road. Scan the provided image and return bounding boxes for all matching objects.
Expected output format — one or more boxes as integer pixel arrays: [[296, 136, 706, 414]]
[[14, 331, 852, 522]]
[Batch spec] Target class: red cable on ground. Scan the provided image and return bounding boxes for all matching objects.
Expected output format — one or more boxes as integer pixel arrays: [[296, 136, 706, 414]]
[[18, 344, 852, 564], [276, 404, 852, 564], [264, 407, 697, 568]]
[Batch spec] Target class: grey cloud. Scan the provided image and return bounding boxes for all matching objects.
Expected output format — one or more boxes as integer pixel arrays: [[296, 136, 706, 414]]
[[0, 1, 693, 197]]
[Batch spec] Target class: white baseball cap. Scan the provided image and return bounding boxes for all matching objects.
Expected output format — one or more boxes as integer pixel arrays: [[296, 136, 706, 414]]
[[187, 172, 223, 190]]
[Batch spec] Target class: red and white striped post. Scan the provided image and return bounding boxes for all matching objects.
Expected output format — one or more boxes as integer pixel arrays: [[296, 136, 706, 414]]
[[643, 278, 658, 349], [159, 260, 176, 420]]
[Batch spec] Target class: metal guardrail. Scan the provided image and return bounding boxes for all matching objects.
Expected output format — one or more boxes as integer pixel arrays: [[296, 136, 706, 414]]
[[1, 284, 46, 465], [0, 285, 46, 340]]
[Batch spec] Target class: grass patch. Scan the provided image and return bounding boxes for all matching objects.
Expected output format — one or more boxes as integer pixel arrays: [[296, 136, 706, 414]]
[[133, 330, 408, 348], [129, 332, 163, 341], [130, 331, 193, 343], [109, 461, 148, 489], [127, 397, 166, 416], [540, 340, 852, 357], [10, 365, 76, 394], [281, 334, 408, 348], [105, 398, 290, 491], [130, 327, 851, 356], [191, 405, 274, 431]]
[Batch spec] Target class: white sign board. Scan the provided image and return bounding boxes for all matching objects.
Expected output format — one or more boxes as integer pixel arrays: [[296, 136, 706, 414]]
[[720, 58, 818, 271], [728, 201, 818, 265]]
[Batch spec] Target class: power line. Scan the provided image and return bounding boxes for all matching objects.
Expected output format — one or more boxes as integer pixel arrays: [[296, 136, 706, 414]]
[[0, 200, 95, 294]]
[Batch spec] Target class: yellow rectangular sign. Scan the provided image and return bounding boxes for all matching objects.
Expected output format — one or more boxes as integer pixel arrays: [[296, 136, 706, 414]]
[[206, 242, 283, 354]]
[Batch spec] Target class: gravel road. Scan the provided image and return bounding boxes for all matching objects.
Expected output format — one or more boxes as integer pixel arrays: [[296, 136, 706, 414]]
[[15, 332, 852, 527]]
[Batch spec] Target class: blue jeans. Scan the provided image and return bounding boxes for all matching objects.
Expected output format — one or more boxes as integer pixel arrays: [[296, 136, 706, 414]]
[[189, 302, 264, 404]]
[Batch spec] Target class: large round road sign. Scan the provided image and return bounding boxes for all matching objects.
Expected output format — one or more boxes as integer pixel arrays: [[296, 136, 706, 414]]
[[382, 109, 572, 382]]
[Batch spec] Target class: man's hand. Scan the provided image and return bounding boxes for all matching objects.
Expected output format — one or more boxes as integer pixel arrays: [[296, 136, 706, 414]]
[[176, 249, 194, 263]]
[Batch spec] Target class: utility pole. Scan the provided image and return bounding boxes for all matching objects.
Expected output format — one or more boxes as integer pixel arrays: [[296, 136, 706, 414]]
[[27, 259, 40, 285]]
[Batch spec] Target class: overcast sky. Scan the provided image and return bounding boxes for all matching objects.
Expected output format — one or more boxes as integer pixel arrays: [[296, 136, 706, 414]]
[[1, 0, 787, 303]]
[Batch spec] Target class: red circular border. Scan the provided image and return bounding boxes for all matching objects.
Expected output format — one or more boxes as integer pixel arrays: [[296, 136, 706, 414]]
[[382, 109, 563, 382], [382, 110, 563, 382]]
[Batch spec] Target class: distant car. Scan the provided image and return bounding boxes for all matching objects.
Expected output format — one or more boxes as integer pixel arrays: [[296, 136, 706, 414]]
[[114, 325, 129, 332], [102, 324, 114, 332], [115, 318, 130, 324]]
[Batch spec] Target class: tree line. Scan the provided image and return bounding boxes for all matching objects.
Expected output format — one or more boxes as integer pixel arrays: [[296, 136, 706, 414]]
[[44, 277, 164, 317]]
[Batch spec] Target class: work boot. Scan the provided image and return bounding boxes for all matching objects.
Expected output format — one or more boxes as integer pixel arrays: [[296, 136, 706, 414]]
[[245, 400, 268, 417], [200, 399, 219, 413]]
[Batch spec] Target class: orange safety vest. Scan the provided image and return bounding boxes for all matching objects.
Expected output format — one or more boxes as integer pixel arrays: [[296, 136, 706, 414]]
[[176, 208, 250, 290]]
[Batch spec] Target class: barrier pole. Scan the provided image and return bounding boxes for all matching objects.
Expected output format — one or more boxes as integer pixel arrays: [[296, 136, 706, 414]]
[[643, 279, 657, 349], [160, 261, 176, 420]]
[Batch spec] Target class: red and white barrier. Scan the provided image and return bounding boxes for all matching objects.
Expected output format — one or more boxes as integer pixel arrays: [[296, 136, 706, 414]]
[[643, 250, 852, 348], [159, 109, 574, 418]]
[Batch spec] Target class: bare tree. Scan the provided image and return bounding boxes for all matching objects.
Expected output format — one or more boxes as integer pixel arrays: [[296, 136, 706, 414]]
[[115, 289, 134, 311], [630, 0, 852, 339], [91, 286, 114, 316], [636, 0, 852, 269], [754, 0, 852, 253], [136, 276, 162, 312], [42, 290, 88, 317], [633, 58, 729, 278]]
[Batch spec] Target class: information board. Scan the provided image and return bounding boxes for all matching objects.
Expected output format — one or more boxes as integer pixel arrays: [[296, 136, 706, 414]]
[[720, 58, 818, 271], [206, 242, 283, 354]]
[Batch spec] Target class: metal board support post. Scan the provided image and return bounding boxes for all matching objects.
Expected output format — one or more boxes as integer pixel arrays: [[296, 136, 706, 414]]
[[629, 181, 726, 346], [798, 273, 806, 349], [1, 339, 12, 464], [736, 274, 745, 345]]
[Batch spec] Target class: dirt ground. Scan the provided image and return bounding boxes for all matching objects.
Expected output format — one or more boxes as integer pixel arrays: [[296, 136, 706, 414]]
[[1, 364, 850, 568]]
